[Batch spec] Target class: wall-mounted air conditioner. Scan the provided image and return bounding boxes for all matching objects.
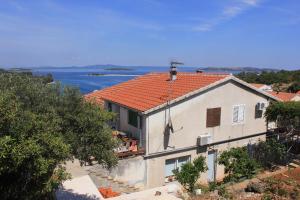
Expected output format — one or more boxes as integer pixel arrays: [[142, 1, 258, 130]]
[[197, 134, 211, 146], [256, 102, 265, 111]]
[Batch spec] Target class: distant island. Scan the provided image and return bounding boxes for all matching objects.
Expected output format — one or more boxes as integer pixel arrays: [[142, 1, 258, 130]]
[[87, 73, 105, 76], [198, 67, 279, 73], [104, 67, 133, 71]]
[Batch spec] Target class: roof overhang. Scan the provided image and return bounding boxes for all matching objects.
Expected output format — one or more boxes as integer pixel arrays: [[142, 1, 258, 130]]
[[141, 75, 281, 115]]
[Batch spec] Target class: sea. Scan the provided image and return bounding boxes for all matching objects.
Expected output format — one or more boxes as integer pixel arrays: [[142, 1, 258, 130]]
[[31, 66, 240, 94]]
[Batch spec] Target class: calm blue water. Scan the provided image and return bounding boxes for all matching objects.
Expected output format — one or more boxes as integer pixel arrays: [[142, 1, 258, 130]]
[[32, 66, 237, 94]]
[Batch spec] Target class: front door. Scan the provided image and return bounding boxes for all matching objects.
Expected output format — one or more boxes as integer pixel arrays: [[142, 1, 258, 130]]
[[207, 150, 217, 182]]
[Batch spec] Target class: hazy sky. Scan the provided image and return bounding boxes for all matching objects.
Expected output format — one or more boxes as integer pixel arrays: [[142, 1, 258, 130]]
[[0, 0, 300, 69]]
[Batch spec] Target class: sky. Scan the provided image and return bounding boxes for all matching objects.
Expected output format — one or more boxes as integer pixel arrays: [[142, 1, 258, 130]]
[[0, 0, 300, 69]]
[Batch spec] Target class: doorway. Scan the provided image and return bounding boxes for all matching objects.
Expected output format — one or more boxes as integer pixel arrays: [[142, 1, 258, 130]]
[[207, 150, 217, 182]]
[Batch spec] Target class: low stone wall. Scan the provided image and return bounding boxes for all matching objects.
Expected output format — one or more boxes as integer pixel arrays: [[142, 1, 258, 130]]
[[110, 156, 146, 186]]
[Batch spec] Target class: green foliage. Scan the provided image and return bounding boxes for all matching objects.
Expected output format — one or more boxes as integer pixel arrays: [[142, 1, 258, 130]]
[[265, 101, 300, 128], [208, 182, 231, 198], [252, 139, 286, 169], [0, 70, 118, 199], [218, 147, 259, 183], [288, 82, 300, 93], [173, 156, 207, 192], [236, 70, 300, 86]]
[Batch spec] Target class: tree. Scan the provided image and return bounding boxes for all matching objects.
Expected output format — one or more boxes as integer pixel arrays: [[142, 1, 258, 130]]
[[218, 147, 259, 182], [0, 71, 118, 199], [265, 101, 300, 128], [252, 139, 286, 169], [173, 156, 207, 193]]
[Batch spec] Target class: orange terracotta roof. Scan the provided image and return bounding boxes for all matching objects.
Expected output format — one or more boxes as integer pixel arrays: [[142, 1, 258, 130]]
[[250, 83, 266, 89], [267, 91, 297, 102], [85, 72, 229, 112]]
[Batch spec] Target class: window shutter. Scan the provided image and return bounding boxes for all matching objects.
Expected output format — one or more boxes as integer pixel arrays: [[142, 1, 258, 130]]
[[238, 105, 245, 122], [233, 106, 239, 123], [206, 107, 221, 127]]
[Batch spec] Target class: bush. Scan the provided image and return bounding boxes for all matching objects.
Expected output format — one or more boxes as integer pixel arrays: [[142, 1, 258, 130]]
[[265, 101, 300, 128], [173, 156, 207, 193], [218, 147, 259, 183], [252, 139, 286, 169]]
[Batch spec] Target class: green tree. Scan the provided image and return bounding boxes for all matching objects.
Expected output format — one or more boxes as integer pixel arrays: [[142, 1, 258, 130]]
[[265, 101, 300, 128], [173, 156, 207, 193], [0, 71, 118, 199], [218, 147, 259, 183], [252, 139, 286, 169]]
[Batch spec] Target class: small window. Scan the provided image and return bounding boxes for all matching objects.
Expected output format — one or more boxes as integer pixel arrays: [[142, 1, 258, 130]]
[[206, 107, 221, 127], [165, 156, 190, 177], [255, 104, 263, 118], [107, 102, 112, 112], [233, 105, 245, 124], [128, 110, 138, 127]]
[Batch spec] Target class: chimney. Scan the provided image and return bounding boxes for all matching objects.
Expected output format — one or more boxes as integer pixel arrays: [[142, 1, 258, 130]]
[[170, 65, 177, 81], [196, 69, 203, 74]]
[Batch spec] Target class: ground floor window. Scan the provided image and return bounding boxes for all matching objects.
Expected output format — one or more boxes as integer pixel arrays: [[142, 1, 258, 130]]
[[165, 155, 190, 177]]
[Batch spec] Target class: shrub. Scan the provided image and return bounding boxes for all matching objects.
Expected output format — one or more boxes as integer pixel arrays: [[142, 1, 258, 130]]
[[218, 147, 259, 183], [252, 139, 286, 169], [173, 156, 207, 193]]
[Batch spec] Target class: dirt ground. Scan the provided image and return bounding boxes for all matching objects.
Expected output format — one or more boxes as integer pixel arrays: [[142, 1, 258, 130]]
[[274, 167, 300, 184]]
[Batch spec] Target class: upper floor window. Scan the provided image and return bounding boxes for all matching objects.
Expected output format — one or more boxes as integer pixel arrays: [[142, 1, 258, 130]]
[[107, 102, 112, 112], [206, 107, 221, 127], [233, 105, 245, 124], [128, 110, 138, 128]]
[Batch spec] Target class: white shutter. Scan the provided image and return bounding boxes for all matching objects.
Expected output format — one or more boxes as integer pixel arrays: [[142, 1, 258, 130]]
[[233, 106, 239, 123], [238, 105, 245, 122]]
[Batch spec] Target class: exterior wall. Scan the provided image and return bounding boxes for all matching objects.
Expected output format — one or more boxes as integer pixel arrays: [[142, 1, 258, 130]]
[[292, 95, 300, 102], [109, 156, 146, 186], [145, 136, 265, 188], [146, 81, 269, 154], [145, 80, 270, 188]]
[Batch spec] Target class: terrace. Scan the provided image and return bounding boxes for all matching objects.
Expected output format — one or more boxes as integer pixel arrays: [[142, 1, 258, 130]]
[[112, 130, 145, 159]]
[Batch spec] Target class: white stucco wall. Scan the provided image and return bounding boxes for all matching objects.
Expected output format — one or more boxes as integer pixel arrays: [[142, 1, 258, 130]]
[[144, 80, 270, 188], [146, 80, 269, 154]]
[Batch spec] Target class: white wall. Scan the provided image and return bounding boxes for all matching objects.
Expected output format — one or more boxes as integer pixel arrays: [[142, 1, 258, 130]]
[[146, 81, 269, 154], [145, 80, 269, 188]]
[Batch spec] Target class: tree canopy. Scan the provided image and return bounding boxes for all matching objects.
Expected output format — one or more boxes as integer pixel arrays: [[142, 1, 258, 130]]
[[0, 70, 118, 199], [265, 101, 300, 128], [236, 70, 300, 92]]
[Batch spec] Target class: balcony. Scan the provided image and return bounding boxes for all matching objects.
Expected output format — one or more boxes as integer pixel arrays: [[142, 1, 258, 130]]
[[113, 130, 145, 159]]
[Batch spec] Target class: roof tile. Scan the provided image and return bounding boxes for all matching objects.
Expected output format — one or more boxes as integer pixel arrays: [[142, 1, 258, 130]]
[[85, 72, 229, 112]]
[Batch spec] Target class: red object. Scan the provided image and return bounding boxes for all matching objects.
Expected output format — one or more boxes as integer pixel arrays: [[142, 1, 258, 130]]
[[268, 91, 298, 102], [85, 72, 229, 112], [98, 187, 120, 198]]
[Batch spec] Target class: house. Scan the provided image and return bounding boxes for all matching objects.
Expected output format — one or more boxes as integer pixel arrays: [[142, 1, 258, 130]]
[[250, 83, 300, 102], [267, 91, 300, 102], [85, 67, 279, 189], [250, 83, 273, 92]]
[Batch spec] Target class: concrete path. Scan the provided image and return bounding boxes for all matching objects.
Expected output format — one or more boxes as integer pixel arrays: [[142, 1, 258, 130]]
[[56, 175, 104, 200]]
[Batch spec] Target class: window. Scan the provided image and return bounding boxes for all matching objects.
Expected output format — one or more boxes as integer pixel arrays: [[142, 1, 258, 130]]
[[206, 107, 221, 127], [255, 104, 263, 118], [128, 110, 138, 127], [165, 156, 190, 177], [107, 102, 112, 112], [233, 105, 245, 124]]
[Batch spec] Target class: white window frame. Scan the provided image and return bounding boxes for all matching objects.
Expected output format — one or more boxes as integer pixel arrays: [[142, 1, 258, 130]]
[[232, 104, 246, 124], [165, 156, 191, 177]]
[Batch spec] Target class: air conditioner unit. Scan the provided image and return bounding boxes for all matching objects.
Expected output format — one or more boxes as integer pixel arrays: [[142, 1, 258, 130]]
[[197, 134, 211, 146], [256, 102, 265, 110]]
